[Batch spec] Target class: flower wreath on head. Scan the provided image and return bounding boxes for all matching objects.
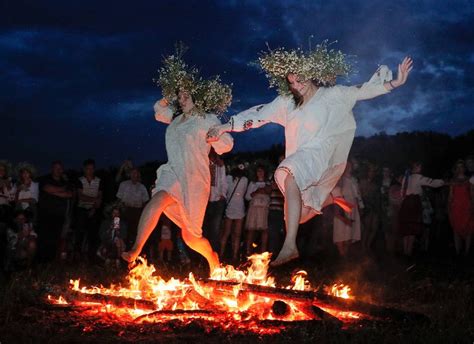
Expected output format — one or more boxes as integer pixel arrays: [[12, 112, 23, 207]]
[[154, 43, 233, 116], [258, 39, 353, 96], [15, 162, 37, 180]]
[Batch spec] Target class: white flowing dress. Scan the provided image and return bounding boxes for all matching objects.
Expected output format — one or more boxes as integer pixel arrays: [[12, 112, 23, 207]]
[[230, 66, 392, 217], [153, 101, 234, 237]]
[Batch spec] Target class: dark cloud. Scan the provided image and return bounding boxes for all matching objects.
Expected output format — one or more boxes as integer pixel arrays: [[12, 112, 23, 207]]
[[1, 0, 473, 172]]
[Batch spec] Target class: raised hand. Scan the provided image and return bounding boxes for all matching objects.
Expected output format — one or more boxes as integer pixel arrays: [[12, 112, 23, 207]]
[[392, 57, 413, 87], [206, 125, 225, 143]]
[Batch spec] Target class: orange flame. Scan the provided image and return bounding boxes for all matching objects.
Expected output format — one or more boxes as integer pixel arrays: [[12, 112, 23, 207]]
[[328, 283, 352, 299], [47, 253, 360, 332]]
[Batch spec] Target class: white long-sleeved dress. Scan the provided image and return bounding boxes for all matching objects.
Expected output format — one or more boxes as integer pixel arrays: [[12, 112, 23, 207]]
[[230, 66, 392, 216], [153, 101, 234, 237]]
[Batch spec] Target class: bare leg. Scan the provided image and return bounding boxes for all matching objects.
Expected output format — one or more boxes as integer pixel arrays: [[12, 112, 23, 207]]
[[245, 229, 255, 256], [122, 191, 173, 262], [181, 229, 219, 273], [231, 219, 243, 262], [336, 241, 349, 257], [219, 217, 232, 258], [271, 174, 301, 266]]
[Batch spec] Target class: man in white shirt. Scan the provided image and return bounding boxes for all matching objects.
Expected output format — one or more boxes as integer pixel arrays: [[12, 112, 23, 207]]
[[116, 168, 149, 248], [75, 159, 103, 260], [202, 150, 227, 252]]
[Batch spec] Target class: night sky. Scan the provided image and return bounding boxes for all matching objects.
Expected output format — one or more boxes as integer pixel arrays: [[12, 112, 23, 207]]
[[1, 0, 473, 173]]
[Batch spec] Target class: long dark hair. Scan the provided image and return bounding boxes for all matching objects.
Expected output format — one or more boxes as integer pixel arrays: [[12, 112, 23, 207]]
[[253, 165, 267, 182], [287, 79, 321, 108], [172, 89, 196, 119]]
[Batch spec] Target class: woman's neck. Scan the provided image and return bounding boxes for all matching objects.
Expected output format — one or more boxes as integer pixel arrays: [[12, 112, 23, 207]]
[[302, 84, 319, 105], [183, 105, 195, 117]]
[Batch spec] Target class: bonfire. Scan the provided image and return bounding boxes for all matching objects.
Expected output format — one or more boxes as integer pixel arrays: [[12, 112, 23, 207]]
[[46, 253, 426, 335]]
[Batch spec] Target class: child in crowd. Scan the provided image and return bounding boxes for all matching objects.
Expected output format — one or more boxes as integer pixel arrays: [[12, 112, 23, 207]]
[[6, 210, 37, 270], [158, 217, 173, 262], [98, 207, 127, 268]]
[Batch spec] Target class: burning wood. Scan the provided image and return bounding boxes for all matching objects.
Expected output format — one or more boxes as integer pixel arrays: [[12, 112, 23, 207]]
[[45, 253, 428, 333]]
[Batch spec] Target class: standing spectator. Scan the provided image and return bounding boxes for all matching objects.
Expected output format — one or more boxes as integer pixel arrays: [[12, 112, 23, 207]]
[[15, 163, 39, 224], [98, 206, 127, 268], [158, 217, 173, 262], [116, 168, 149, 248], [75, 159, 103, 260], [268, 156, 285, 257], [448, 160, 473, 256], [38, 161, 74, 262], [219, 165, 248, 263], [203, 149, 227, 252], [465, 155, 474, 177], [387, 175, 404, 253], [380, 166, 394, 252], [0, 160, 16, 223], [333, 162, 363, 257], [115, 159, 134, 184], [420, 192, 434, 252], [244, 165, 271, 256], [5, 210, 37, 270], [398, 162, 444, 256], [359, 163, 380, 252]]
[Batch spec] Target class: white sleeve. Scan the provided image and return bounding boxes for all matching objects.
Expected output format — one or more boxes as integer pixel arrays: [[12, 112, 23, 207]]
[[341, 65, 392, 105], [219, 166, 228, 198], [230, 96, 289, 132], [9, 184, 17, 201], [153, 100, 174, 124], [207, 115, 234, 155], [240, 177, 249, 195], [31, 182, 39, 202], [141, 184, 150, 202], [470, 176, 474, 185], [116, 182, 125, 200], [419, 175, 444, 188]]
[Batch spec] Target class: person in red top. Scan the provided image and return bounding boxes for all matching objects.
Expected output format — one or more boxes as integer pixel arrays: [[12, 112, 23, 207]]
[[448, 160, 474, 256]]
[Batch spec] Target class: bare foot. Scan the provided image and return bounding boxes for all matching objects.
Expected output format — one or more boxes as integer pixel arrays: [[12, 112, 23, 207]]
[[270, 246, 299, 267], [208, 251, 220, 275], [121, 251, 138, 263]]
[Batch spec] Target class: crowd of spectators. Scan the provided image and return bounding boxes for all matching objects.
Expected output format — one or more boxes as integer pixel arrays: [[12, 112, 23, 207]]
[[0, 150, 473, 273]]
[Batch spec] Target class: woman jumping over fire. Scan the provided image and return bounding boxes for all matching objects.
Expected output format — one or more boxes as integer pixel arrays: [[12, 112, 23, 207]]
[[122, 45, 233, 272], [207, 41, 413, 266]]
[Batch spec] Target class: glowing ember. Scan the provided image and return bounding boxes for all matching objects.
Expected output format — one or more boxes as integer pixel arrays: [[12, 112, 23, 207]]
[[48, 295, 68, 305], [289, 270, 310, 291], [328, 284, 353, 299]]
